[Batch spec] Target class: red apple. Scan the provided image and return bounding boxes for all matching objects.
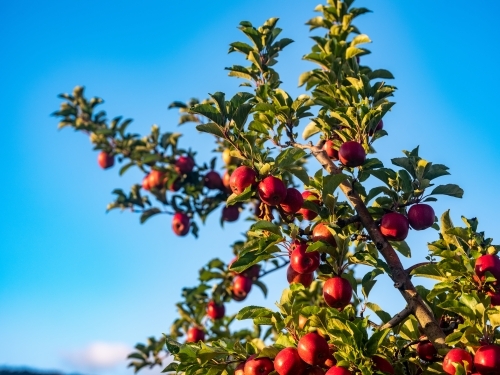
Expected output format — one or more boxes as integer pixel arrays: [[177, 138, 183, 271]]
[[442, 348, 473, 375], [244, 356, 274, 375], [232, 275, 252, 300], [417, 340, 437, 362], [297, 332, 330, 366], [148, 170, 165, 190], [287, 266, 314, 287], [229, 166, 257, 194], [186, 327, 204, 343], [475, 254, 500, 281], [298, 191, 320, 221], [204, 170, 222, 189], [258, 176, 287, 206], [372, 355, 394, 374], [222, 171, 232, 192], [338, 141, 366, 167], [369, 119, 384, 136], [303, 367, 325, 375], [312, 223, 336, 247], [222, 205, 240, 222], [206, 300, 225, 320], [323, 140, 339, 160], [275, 347, 307, 375], [142, 175, 151, 190], [234, 362, 245, 375], [325, 366, 351, 375], [487, 290, 500, 306], [175, 156, 194, 174], [280, 188, 304, 214], [323, 277, 353, 309], [172, 212, 190, 236], [290, 243, 320, 274], [324, 344, 337, 368], [408, 204, 435, 231], [380, 212, 409, 241], [168, 177, 181, 192], [474, 344, 500, 375], [97, 151, 114, 169]]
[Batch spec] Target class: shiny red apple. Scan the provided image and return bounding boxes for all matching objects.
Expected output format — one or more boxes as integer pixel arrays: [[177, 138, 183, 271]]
[[380, 212, 409, 241], [258, 176, 287, 206], [323, 277, 352, 309], [338, 141, 366, 167]]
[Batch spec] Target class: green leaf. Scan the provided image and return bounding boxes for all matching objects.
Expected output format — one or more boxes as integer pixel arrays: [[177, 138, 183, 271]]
[[253, 279, 268, 297], [368, 69, 394, 80], [302, 121, 321, 139], [275, 148, 307, 168], [365, 328, 390, 356], [226, 185, 254, 206], [365, 302, 391, 323], [410, 263, 446, 281], [232, 103, 254, 129], [164, 336, 181, 354], [196, 123, 225, 138], [430, 184, 464, 198], [236, 306, 274, 320], [391, 241, 411, 258], [140, 208, 162, 224], [323, 174, 348, 196], [288, 167, 309, 185], [350, 34, 371, 47], [346, 46, 364, 59]]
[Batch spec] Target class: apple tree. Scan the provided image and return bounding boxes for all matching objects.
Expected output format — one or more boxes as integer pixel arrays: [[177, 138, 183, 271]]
[[52, 1, 500, 374]]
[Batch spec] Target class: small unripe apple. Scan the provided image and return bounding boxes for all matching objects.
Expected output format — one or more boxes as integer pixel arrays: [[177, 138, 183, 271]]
[[338, 141, 366, 167], [324, 344, 337, 368], [204, 171, 222, 189], [475, 254, 500, 281], [325, 366, 351, 375], [186, 327, 205, 343], [258, 176, 287, 206], [232, 275, 252, 300], [322, 140, 339, 160], [416, 339, 437, 362], [97, 151, 114, 169], [172, 212, 190, 236], [229, 166, 257, 194], [287, 266, 314, 287], [408, 204, 435, 231], [274, 347, 306, 375], [442, 348, 473, 375], [298, 191, 320, 220], [474, 344, 500, 375], [372, 355, 394, 374], [222, 205, 240, 222], [369, 119, 384, 136], [323, 277, 353, 309], [244, 356, 274, 375], [312, 223, 336, 247], [380, 212, 409, 241], [206, 300, 225, 320], [222, 148, 241, 165], [297, 332, 330, 366], [290, 243, 320, 274], [175, 156, 195, 174], [280, 188, 304, 214], [298, 315, 308, 330]]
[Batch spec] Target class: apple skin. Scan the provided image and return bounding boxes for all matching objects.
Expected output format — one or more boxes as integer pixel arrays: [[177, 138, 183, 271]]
[[172, 212, 190, 236], [258, 176, 287, 206], [380, 212, 410, 241], [204, 171, 222, 189], [324, 344, 337, 368], [297, 332, 330, 366], [280, 188, 304, 214], [290, 243, 320, 274], [487, 290, 500, 306], [298, 191, 320, 220], [148, 170, 166, 189], [416, 340, 437, 362], [234, 362, 245, 375], [312, 223, 336, 247], [287, 266, 314, 287], [97, 151, 114, 169], [323, 277, 353, 309], [222, 205, 240, 222], [229, 166, 257, 194], [323, 140, 339, 160], [474, 344, 500, 375], [475, 254, 500, 281], [338, 141, 366, 167], [372, 355, 394, 375], [325, 367, 351, 375], [408, 204, 435, 230], [274, 347, 307, 375], [303, 367, 326, 375], [175, 156, 194, 174], [206, 300, 225, 320], [244, 356, 274, 375], [222, 171, 232, 192], [442, 348, 473, 375], [142, 175, 151, 190], [232, 275, 252, 300], [186, 327, 205, 343]]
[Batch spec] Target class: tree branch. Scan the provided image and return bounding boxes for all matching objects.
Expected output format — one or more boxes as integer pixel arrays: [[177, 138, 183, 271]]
[[259, 260, 290, 278], [380, 306, 412, 330]]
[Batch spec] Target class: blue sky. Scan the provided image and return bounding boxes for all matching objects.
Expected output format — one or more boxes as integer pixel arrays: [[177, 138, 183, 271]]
[[1, 1, 500, 374]]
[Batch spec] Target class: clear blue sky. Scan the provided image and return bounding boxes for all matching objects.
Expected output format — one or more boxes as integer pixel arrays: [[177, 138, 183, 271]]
[[1, 1, 499, 374]]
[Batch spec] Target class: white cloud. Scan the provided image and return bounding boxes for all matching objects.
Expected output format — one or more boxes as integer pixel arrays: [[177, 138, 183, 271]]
[[61, 341, 132, 371]]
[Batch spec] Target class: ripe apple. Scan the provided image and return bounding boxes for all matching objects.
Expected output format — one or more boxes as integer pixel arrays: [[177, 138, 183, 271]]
[[172, 212, 190, 236], [275, 347, 307, 375], [474, 344, 500, 375], [206, 300, 225, 320], [232, 275, 252, 300], [142, 175, 151, 191], [487, 290, 500, 306], [416, 339, 437, 362], [372, 355, 394, 374], [287, 266, 314, 287], [475, 254, 500, 281], [204, 171, 222, 189], [322, 140, 339, 160], [338, 141, 366, 167], [222, 171, 232, 192], [312, 223, 336, 247], [175, 156, 194, 174], [229, 166, 257, 194], [325, 366, 351, 375], [297, 332, 330, 366], [323, 277, 353, 309], [303, 367, 326, 375], [244, 356, 274, 375], [186, 327, 205, 343], [234, 362, 245, 375], [97, 151, 114, 169], [148, 170, 165, 190], [168, 177, 181, 192], [324, 344, 337, 368], [408, 204, 435, 231], [369, 119, 384, 136], [442, 348, 473, 375], [298, 191, 320, 220], [290, 243, 320, 274], [280, 188, 304, 214], [222, 205, 239, 222], [380, 212, 409, 241], [258, 176, 287, 206]]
